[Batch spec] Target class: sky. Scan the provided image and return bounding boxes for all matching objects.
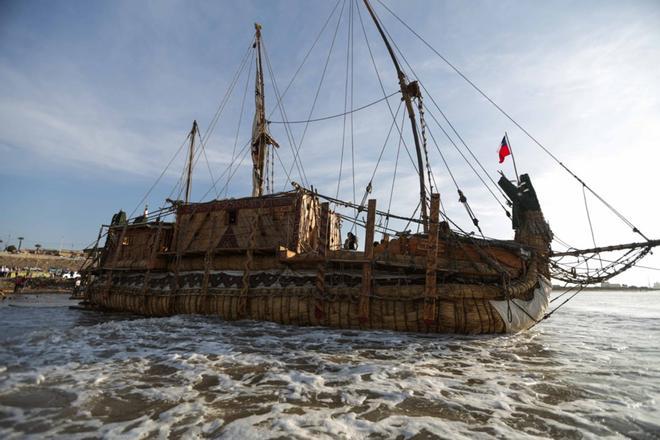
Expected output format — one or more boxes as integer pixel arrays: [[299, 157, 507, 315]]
[[1, 0, 659, 285]]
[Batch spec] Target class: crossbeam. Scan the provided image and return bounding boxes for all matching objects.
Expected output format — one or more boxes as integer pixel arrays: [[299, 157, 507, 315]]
[[550, 239, 660, 257]]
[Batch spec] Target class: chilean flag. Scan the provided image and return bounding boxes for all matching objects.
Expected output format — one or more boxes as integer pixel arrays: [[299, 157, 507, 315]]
[[498, 135, 511, 163]]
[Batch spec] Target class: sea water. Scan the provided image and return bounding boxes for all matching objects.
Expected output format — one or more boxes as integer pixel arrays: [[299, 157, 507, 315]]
[[0, 291, 658, 439]]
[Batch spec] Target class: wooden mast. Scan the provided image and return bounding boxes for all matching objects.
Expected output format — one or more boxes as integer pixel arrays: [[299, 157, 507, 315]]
[[362, 0, 428, 232], [251, 23, 279, 197], [184, 120, 198, 204]]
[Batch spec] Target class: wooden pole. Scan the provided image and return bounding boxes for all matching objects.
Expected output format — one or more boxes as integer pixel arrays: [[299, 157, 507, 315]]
[[423, 193, 440, 325], [359, 199, 377, 322], [550, 238, 660, 257], [252, 23, 267, 197], [314, 202, 330, 321], [362, 0, 428, 232], [184, 120, 197, 204], [504, 131, 520, 184]]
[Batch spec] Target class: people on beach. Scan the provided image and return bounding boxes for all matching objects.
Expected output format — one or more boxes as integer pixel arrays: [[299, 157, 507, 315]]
[[14, 276, 26, 293]]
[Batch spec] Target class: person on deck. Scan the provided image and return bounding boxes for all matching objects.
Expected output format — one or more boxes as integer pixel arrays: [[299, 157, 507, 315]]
[[343, 232, 358, 251]]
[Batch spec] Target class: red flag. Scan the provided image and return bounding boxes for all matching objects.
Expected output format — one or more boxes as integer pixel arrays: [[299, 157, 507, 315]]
[[498, 136, 510, 163]]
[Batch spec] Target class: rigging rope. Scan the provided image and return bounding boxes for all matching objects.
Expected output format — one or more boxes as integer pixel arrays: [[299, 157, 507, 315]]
[[384, 110, 406, 231], [336, 7, 353, 200], [129, 133, 190, 219], [268, 92, 399, 124], [582, 185, 603, 270], [348, 101, 404, 233], [423, 106, 512, 217], [362, 2, 510, 231], [417, 96, 436, 195], [355, 2, 432, 223], [261, 42, 306, 187], [422, 110, 484, 235], [550, 246, 651, 284], [283, 0, 347, 191], [349, 0, 357, 207], [370, 9, 511, 224], [374, 0, 649, 241], [226, 48, 254, 197]]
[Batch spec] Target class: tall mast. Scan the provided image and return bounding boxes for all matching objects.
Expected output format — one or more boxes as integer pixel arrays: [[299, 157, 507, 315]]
[[251, 23, 279, 197], [362, 0, 428, 232], [184, 119, 197, 204]]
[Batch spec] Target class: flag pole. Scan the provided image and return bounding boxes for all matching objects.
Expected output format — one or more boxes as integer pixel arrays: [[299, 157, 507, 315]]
[[505, 131, 520, 184]]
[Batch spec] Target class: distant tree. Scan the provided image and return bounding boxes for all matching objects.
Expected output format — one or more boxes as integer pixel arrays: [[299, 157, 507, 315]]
[[6, 245, 17, 253], [17, 237, 24, 251], [35, 244, 42, 254]]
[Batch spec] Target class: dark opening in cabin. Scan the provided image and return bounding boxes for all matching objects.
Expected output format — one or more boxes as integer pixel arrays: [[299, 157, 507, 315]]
[[228, 209, 237, 225]]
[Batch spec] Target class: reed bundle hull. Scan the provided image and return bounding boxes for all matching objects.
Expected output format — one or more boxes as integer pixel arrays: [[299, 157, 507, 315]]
[[87, 270, 549, 335]]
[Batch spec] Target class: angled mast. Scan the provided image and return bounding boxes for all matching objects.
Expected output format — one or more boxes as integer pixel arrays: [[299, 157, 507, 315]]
[[251, 23, 279, 197], [184, 120, 198, 204], [362, 0, 429, 232]]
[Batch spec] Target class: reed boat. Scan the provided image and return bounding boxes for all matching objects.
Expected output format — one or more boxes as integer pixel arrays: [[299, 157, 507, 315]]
[[80, 1, 659, 334]]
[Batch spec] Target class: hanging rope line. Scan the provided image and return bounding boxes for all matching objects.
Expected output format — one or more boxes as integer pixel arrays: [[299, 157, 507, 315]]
[[423, 105, 512, 217], [128, 133, 191, 219], [384, 111, 406, 231], [268, 92, 399, 125], [370, 10, 510, 228], [363, 2, 509, 235], [374, 0, 649, 241], [417, 96, 436, 196], [283, 0, 347, 191], [582, 185, 604, 270], [198, 140, 252, 202], [336, 7, 352, 200], [348, 100, 404, 233], [158, 39, 255, 207], [244, 0, 344, 192], [349, 0, 357, 208], [550, 247, 651, 285], [355, 2, 432, 224], [261, 42, 307, 188], [226, 48, 254, 197]]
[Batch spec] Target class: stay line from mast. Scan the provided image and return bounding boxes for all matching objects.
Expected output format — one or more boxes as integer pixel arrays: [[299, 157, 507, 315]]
[[369, 7, 511, 222], [354, 1, 430, 223], [363, 0, 429, 232], [282, 0, 347, 192], [374, 0, 649, 241]]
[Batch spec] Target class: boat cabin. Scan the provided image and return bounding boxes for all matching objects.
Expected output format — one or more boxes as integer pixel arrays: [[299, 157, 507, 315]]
[[101, 190, 342, 272]]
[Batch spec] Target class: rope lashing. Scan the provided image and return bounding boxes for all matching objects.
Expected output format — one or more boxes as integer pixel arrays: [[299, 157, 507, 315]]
[[457, 189, 482, 233]]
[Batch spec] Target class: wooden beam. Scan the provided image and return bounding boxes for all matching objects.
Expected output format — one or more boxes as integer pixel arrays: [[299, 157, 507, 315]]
[[202, 215, 219, 295], [550, 239, 660, 257], [423, 193, 440, 324], [314, 202, 330, 321], [359, 199, 377, 322]]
